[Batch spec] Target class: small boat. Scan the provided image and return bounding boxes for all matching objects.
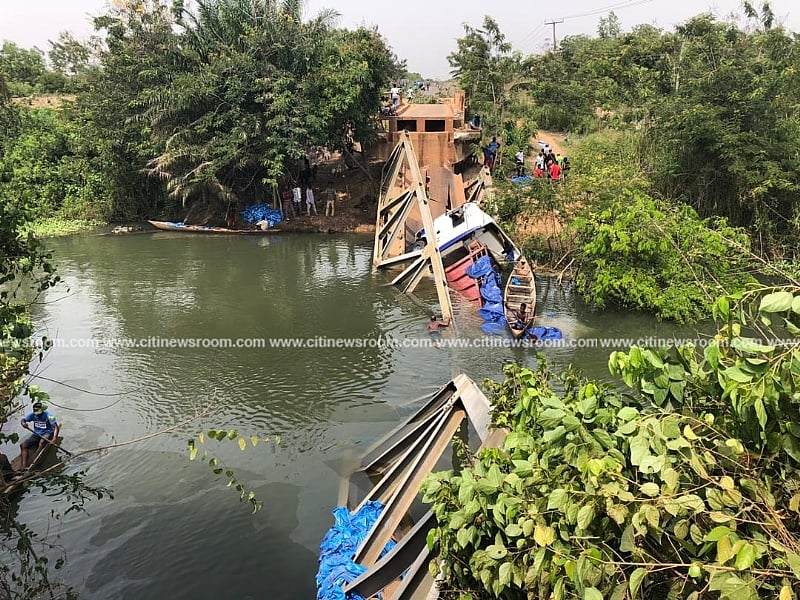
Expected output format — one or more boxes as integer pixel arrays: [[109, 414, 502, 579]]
[[147, 220, 276, 234], [504, 258, 537, 338], [1, 435, 64, 497]]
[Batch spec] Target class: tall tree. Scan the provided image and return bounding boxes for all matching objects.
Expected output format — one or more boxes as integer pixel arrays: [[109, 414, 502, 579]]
[[644, 14, 800, 253], [75, 0, 180, 218], [48, 32, 92, 77], [0, 42, 46, 95], [143, 0, 395, 208], [448, 16, 520, 129]]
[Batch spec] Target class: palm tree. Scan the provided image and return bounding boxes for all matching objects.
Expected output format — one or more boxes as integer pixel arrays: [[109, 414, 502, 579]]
[[144, 0, 339, 207]]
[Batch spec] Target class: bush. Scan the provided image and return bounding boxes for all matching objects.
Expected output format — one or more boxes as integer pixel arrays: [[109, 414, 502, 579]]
[[423, 287, 800, 599], [571, 190, 756, 323]]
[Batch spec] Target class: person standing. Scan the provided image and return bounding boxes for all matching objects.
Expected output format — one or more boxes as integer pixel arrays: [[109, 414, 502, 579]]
[[514, 150, 525, 176], [306, 187, 318, 216], [536, 151, 545, 172], [281, 188, 295, 219], [292, 186, 303, 216], [487, 137, 500, 173], [325, 183, 336, 217], [20, 401, 59, 470], [548, 160, 561, 181], [390, 83, 401, 108]]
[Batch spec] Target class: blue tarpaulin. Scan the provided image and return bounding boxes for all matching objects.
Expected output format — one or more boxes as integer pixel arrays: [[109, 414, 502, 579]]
[[316, 501, 395, 600], [241, 203, 283, 226], [526, 326, 563, 341], [480, 276, 502, 303], [465, 255, 494, 279]]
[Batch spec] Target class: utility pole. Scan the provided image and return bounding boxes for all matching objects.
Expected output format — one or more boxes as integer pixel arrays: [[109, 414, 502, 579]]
[[544, 19, 564, 52]]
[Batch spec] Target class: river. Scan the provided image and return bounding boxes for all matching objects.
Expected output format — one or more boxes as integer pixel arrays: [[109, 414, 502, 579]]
[[14, 231, 701, 599]]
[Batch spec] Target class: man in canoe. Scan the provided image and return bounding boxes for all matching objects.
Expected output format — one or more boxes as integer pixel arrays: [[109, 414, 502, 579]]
[[511, 303, 530, 329], [20, 402, 59, 470]]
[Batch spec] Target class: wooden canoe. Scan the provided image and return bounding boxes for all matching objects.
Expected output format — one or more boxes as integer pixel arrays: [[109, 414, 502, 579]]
[[147, 220, 276, 235], [1, 435, 64, 497], [504, 259, 536, 339]]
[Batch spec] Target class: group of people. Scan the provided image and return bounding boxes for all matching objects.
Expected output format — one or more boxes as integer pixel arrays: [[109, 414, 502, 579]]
[[531, 144, 570, 180], [277, 183, 338, 222], [0, 402, 59, 485], [481, 135, 571, 181]]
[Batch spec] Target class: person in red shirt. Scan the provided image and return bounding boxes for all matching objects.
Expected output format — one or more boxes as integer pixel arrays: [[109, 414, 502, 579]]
[[548, 161, 561, 180], [533, 166, 544, 178]]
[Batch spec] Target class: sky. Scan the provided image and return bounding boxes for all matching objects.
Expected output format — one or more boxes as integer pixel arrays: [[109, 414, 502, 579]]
[[1, 0, 798, 78]]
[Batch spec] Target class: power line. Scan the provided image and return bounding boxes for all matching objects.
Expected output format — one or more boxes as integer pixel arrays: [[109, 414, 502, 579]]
[[516, 23, 548, 50], [560, 0, 656, 21], [527, 0, 657, 53]]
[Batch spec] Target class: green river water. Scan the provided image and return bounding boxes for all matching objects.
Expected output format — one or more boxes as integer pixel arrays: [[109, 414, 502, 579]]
[[12, 231, 703, 599]]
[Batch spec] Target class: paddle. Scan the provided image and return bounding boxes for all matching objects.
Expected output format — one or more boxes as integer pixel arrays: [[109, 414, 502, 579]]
[[21, 424, 73, 457]]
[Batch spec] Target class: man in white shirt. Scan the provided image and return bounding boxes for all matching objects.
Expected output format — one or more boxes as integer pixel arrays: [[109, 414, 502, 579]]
[[292, 186, 302, 215], [514, 150, 525, 176], [306, 187, 318, 216]]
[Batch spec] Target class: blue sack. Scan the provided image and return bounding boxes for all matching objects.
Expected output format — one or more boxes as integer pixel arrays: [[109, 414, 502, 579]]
[[316, 501, 394, 600], [481, 321, 507, 335], [241, 203, 284, 225]]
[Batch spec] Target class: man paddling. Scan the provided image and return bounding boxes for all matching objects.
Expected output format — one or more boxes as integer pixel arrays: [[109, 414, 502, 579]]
[[20, 402, 59, 470]]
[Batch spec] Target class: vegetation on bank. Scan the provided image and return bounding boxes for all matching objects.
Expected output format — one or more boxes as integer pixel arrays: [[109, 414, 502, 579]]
[[26, 218, 104, 238], [423, 286, 800, 598], [449, 3, 800, 322], [1, 0, 405, 225], [423, 7, 800, 593]]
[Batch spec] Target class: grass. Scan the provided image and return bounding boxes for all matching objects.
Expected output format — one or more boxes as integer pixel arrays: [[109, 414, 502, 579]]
[[28, 217, 105, 238]]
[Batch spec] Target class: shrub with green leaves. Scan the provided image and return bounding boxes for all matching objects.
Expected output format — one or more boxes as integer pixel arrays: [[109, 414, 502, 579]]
[[422, 286, 800, 600], [571, 190, 756, 323]]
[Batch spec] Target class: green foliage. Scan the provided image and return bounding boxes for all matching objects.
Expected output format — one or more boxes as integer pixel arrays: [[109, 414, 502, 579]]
[[0, 197, 59, 428], [0, 107, 114, 221], [424, 287, 800, 598], [187, 430, 283, 513], [0, 42, 46, 96], [25, 218, 104, 238], [486, 178, 560, 228], [138, 0, 394, 206], [515, 8, 800, 255], [488, 118, 537, 180], [571, 189, 756, 322], [642, 16, 800, 256]]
